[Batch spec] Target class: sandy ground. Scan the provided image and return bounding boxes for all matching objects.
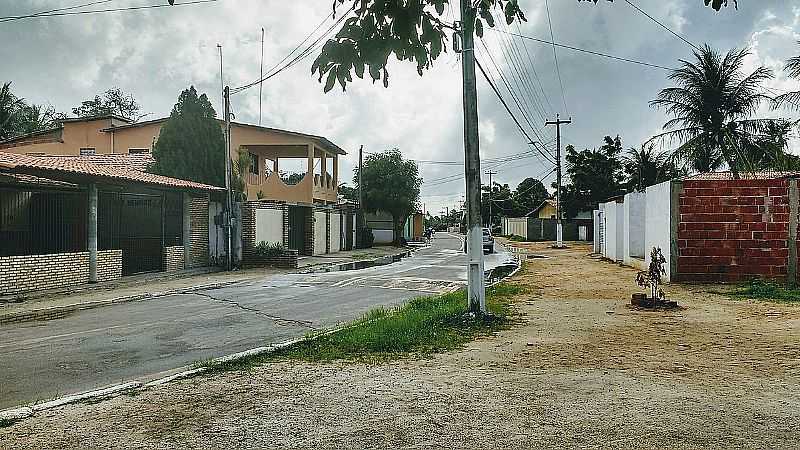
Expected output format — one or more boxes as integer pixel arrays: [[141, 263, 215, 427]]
[[3, 243, 800, 449]]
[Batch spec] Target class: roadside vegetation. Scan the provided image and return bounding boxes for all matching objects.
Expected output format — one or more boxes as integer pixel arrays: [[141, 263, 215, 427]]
[[725, 280, 800, 303], [199, 283, 524, 372]]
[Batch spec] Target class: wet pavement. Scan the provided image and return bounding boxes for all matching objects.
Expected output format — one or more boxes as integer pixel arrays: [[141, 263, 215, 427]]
[[0, 233, 514, 410]]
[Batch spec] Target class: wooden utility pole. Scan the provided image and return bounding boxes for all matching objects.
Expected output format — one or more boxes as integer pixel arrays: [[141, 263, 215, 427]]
[[545, 114, 571, 248], [460, 0, 486, 313], [485, 170, 497, 229]]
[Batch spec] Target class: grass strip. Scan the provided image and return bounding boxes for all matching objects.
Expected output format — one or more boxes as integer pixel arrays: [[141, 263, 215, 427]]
[[199, 283, 525, 372], [724, 280, 800, 303]]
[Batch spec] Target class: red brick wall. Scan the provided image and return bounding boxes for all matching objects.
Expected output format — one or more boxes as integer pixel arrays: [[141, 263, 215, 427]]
[[676, 178, 793, 283]]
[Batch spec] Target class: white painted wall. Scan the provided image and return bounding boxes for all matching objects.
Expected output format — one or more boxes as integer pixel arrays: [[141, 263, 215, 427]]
[[373, 230, 394, 244], [602, 202, 625, 262], [330, 213, 342, 253], [255, 208, 283, 246], [592, 209, 601, 254], [645, 181, 673, 282], [314, 211, 327, 255], [505, 218, 528, 239], [623, 192, 647, 266]]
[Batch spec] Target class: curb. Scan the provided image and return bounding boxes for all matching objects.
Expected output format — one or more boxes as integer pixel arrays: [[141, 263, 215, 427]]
[[0, 280, 244, 326]]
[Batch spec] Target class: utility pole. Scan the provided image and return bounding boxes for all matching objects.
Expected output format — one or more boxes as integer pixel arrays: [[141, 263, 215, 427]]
[[259, 27, 265, 126], [545, 114, 572, 249], [223, 86, 233, 271], [460, 0, 486, 315], [357, 144, 364, 248], [485, 170, 497, 229]]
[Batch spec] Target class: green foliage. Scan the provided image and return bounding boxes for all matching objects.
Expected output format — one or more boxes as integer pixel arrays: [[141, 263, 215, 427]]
[[650, 45, 777, 177], [202, 284, 523, 369], [150, 86, 225, 187], [71, 87, 143, 121], [359, 226, 375, 248], [232, 150, 252, 201], [280, 171, 305, 185], [355, 149, 421, 244], [512, 177, 549, 216], [623, 145, 685, 192], [338, 183, 359, 203], [559, 136, 626, 218], [0, 81, 62, 140], [254, 241, 287, 258], [726, 280, 800, 303]]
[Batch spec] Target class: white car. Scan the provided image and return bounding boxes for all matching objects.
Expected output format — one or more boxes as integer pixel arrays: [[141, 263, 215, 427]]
[[482, 228, 494, 254]]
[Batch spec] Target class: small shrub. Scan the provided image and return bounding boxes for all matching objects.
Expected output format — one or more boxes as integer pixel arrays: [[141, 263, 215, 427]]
[[254, 241, 286, 258], [728, 279, 800, 303]]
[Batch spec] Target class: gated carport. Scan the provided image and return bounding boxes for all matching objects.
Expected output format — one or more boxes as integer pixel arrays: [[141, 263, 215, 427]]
[[0, 152, 223, 295]]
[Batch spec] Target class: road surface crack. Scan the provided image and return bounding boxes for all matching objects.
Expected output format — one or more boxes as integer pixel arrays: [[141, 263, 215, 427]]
[[185, 291, 316, 329]]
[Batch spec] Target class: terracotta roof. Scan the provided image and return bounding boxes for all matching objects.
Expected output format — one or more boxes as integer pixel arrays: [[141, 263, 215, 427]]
[[50, 153, 156, 172], [0, 152, 222, 191], [687, 171, 800, 180], [0, 172, 78, 189]]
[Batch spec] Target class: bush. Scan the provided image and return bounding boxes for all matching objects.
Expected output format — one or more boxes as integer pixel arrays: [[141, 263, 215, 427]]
[[254, 241, 286, 258]]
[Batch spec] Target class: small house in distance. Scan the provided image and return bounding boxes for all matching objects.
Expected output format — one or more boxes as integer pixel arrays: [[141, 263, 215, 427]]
[[501, 199, 593, 242]]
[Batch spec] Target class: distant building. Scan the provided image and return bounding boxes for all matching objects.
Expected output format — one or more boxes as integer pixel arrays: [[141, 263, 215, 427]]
[[501, 199, 593, 242]]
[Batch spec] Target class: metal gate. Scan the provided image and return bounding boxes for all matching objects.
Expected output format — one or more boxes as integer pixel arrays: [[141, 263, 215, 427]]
[[287, 206, 307, 254], [598, 211, 606, 255], [119, 193, 163, 275]]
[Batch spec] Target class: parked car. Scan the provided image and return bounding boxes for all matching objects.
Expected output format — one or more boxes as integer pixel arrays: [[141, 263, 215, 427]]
[[483, 227, 494, 254]]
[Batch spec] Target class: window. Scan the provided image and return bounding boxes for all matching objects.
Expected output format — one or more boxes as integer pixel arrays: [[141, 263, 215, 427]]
[[129, 148, 150, 154], [249, 152, 259, 175], [79, 147, 96, 156]]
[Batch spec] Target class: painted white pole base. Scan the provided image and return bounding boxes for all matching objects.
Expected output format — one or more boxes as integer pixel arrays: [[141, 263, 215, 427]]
[[554, 222, 565, 249], [467, 225, 486, 312]]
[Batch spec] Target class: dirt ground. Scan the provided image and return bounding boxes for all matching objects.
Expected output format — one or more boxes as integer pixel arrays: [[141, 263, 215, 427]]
[[3, 243, 800, 449]]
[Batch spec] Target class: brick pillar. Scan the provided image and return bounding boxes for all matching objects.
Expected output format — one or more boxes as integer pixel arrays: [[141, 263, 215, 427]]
[[789, 179, 798, 287], [183, 192, 192, 269]]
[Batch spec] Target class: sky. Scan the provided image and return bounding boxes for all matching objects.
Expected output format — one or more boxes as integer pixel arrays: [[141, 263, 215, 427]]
[[1, 0, 800, 216]]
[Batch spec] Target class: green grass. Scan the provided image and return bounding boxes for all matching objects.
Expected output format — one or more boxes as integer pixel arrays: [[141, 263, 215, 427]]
[[199, 284, 524, 372], [725, 280, 800, 303]]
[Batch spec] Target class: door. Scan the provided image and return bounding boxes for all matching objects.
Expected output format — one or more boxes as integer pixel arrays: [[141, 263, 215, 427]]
[[119, 193, 163, 275], [578, 225, 588, 241], [287, 206, 307, 253]]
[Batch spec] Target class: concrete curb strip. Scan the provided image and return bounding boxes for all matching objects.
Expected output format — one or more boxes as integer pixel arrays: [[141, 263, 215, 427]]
[[31, 382, 142, 412]]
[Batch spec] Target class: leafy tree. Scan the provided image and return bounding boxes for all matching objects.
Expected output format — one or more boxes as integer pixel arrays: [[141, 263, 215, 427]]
[[338, 183, 359, 202], [280, 171, 306, 185], [0, 82, 24, 140], [14, 104, 61, 136], [356, 149, 421, 244], [560, 136, 625, 218], [734, 120, 800, 171], [650, 45, 776, 177], [151, 86, 225, 187], [312, 0, 731, 92], [511, 177, 549, 216], [774, 41, 800, 110], [481, 182, 513, 227], [72, 88, 144, 121]]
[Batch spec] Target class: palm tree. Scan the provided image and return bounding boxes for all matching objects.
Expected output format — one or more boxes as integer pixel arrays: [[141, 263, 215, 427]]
[[649, 45, 776, 178], [774, 41, 800, 110], [0, 82, 24, 141]]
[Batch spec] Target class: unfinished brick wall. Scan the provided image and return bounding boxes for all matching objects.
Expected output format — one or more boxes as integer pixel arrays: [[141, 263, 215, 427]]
[[163, 246, 185, 272], [189, 194, 210, 268], [0, 250, 122, 296], [676, 178, 792, 283]]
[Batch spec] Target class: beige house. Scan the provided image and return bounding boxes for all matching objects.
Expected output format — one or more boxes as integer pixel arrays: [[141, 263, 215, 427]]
[[531, 199, 558, 219], [0, 114, 344, 205]]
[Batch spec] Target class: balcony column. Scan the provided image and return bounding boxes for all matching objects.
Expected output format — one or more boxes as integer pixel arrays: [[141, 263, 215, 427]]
[[307, 144, 314, 182], [273, 157, 278, 175], [321, 150, 328, 188]]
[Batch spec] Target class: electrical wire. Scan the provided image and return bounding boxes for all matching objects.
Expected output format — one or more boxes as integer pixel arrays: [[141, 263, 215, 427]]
[[0, 0, 219, 21], [0, 0, 117, 23], [486, 28, 673, 71], [623, 0, 700, 51], [545, 0, 569, 115]]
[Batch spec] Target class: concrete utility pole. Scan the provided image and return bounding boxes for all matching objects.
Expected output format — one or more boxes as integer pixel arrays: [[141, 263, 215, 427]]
[[223, 86, 233, 271], [485, 170, 497, 229], [357, 144, 364, 248], [545, 114, 571, 249], [459, 0, 486, 314], [259, 27, 265, 126]]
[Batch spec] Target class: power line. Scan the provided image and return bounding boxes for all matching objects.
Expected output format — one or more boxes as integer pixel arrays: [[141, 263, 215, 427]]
[[515, 20, 555, 116], [545, 0, 569, 116], [0, 0, 117, 23], [487, 28, 673, 71], [475, 57, 556, 166], [231, 6, 353, 94], [623, 0, 700, 51], [0, 0, 219, 21]]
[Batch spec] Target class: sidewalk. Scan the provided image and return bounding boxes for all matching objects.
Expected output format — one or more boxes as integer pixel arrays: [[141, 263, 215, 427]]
[[0, 246, 408, 325]]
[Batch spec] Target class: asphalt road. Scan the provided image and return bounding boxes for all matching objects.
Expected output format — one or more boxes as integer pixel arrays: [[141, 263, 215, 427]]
[[0, 233, 514, 410]]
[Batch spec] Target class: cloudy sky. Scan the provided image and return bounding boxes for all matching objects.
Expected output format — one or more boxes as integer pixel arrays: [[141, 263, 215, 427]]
[[2, 0, 799, 215]]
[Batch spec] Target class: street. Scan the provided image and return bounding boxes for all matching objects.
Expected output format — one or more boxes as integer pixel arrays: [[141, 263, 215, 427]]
[[0, 233, 513, 410]]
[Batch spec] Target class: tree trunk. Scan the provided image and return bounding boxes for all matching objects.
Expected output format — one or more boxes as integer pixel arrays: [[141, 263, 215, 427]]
[[392, 213, 407, 246]]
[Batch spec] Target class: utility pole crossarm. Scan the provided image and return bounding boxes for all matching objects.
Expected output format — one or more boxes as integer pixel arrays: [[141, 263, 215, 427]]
[[544, 114, 572, 249]]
